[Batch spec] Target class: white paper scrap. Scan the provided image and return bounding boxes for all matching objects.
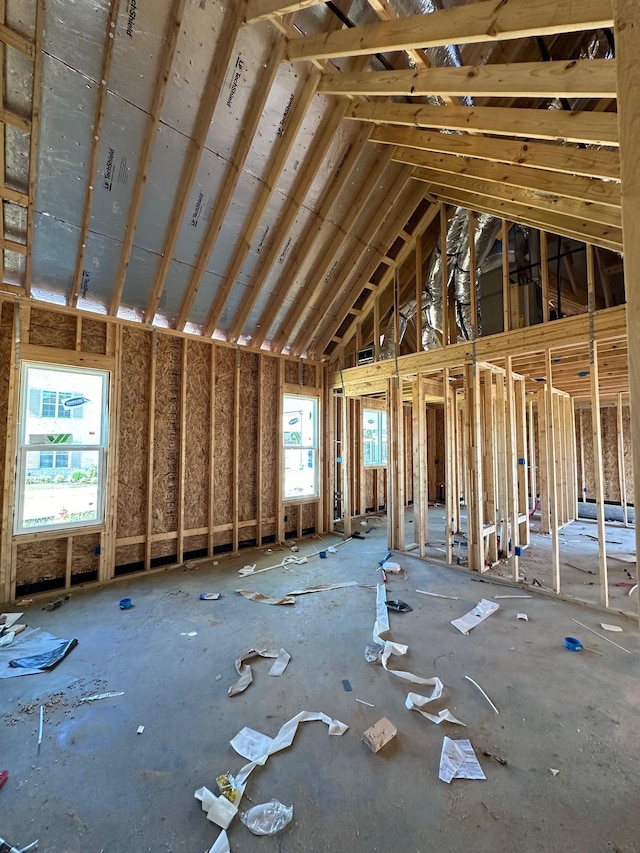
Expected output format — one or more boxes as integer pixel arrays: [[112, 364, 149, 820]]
[[208, 830, 231, 853], [451, 599, 500, 635], [406, 692, 465, 725], [516, 613, 528, 621], [206, 794, 238, 830], [373, 584, 439, 684], [600, 623, 623, 633], [550, 768, 560, 776], [268, 649, 291, 677], [439, 737, 486, 783], [137, 726, 144, 734], [382, 561, 402, 573]]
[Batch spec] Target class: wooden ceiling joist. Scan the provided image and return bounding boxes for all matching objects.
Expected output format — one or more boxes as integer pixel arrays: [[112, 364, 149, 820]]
[[144, 0, 246, 323], [69, 0, 120, 308], [251, 123, 373, 350], [346, 102, 619, 147], [318, 59, 617, 100], [398, 150, 621, 207], [423, 185, 623, 252], [286, 0, 613, 62], [273, 146, 396, 351], [415, 172, 621, 229], [175, 41, 284, 331], [227, 91, 356, 342], [315, 193, 438, 358], [370, 126, 620, 182], [202, 67, 322, 338], [110, 0, 188, 317]]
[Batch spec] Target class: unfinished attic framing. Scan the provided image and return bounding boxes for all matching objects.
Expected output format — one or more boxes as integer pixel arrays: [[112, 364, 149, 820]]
[[0, 0, 636, 620]]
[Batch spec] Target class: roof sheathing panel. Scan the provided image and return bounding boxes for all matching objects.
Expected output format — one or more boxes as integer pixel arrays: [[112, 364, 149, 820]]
[[160, 0, 226, 141]]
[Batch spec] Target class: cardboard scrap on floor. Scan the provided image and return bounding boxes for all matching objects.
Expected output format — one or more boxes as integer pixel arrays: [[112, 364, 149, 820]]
[[362, 717, 397, 753], [451, 599, 500, 635], [228, 648, 291, 697], [439, 737, 486, 783]]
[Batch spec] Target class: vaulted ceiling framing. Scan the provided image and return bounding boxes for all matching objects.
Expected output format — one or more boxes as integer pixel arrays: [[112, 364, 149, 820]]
[[0, 0, 625, 383]]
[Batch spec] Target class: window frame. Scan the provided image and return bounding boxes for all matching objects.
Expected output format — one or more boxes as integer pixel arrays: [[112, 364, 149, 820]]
[[362, 407, 388, 467], [282, 391, 320, 502], [14, 361, 110, 535]]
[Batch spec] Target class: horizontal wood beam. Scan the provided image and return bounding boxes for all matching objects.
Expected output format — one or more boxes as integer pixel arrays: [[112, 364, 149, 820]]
[[245, 0, 322, 23], [371, 125, 620, 181], [416, 171, 621, 229], [287, 0, 613, 61], [319, 59, 616, 99], [419, 184, 623, 252], [397, 149, 621, 207], [0, 185, 28, 206], [0, 106, 31, 133], [0, 237, 27, 255], [346, 102, 619, 147], [0, 22, 35, 58], [331, 304, 627, 385]]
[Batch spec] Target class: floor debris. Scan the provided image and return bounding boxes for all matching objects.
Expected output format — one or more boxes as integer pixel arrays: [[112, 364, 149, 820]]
[[600, 623, 623, 633], [240, 799, 293, 836], [362, 717, 397, 753], [406, 692, 465, 726], [439, 737, 486, 783], [137, 726, 145, 734], [416, 589, 459, 600], [228, 648, 291, 697], [451, 600, 500, 635], [199, 593, 221, 600], [464, 675, 500, 714], [79, 691, 124, 703], [571, 619, 634, 655], [355, 698, 374, 707], [516, 613, 529, 621]]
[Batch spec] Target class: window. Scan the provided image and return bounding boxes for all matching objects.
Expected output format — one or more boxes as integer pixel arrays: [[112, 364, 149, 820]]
[[16, 363, 109, 533], [363, 409, 388, 466], [283, 394, 318, 499]]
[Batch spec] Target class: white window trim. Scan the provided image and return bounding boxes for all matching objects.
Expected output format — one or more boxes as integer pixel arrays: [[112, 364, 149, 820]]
[[14, 361, 110, 535], [282, 391, 320, 502]]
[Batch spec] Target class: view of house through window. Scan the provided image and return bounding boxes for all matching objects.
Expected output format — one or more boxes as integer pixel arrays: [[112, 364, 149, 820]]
[[15, 363, 109, 533], [283, 394, 318, 499], [363, 409, 388, 466]]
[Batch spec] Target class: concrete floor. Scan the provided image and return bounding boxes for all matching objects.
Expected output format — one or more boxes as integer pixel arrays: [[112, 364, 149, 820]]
[[1, 526, 639, 853]]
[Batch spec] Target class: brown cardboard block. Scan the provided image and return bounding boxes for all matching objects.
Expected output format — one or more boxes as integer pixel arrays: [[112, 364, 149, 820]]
[[362, 717, 397, 753]]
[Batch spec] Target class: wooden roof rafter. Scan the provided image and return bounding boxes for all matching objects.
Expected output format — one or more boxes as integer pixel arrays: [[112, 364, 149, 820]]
[[110, 0, 188, 317], [174, 41, 285, 332], [144, 0, 247, 324], [69, 0, 121, 308], [201, 66, 322, 338], [272, 145, 397, 351], [323, 198, 439, 361], [251, 122, 373, 350]]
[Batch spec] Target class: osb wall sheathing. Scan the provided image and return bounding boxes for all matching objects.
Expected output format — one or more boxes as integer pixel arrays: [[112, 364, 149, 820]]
[[115, 543, 144, 566], [285, 359, 300, 385], [29, 307, 76, 349], [214, 346, 235, 528], [261, 356, 279, 528], [152, 335, 181, 536], [239, 351, 258, 526], [17, 538, 66, 584], [71, 533, 100, 577], [184, 341, 211, 531], [117, 328, 151, 540], [577, 405, 633, 505], [80, 318, 108, 354]]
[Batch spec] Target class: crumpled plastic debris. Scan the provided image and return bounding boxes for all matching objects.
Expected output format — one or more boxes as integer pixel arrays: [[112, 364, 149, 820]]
[[240, 799, 293, 836], [386, 599, 413, 613], [364, 642, 384, 663], [9, 638, 78, 670]]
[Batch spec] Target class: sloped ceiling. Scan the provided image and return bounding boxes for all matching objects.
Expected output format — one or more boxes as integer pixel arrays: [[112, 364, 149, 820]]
[[1, 0, 620, 362]]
